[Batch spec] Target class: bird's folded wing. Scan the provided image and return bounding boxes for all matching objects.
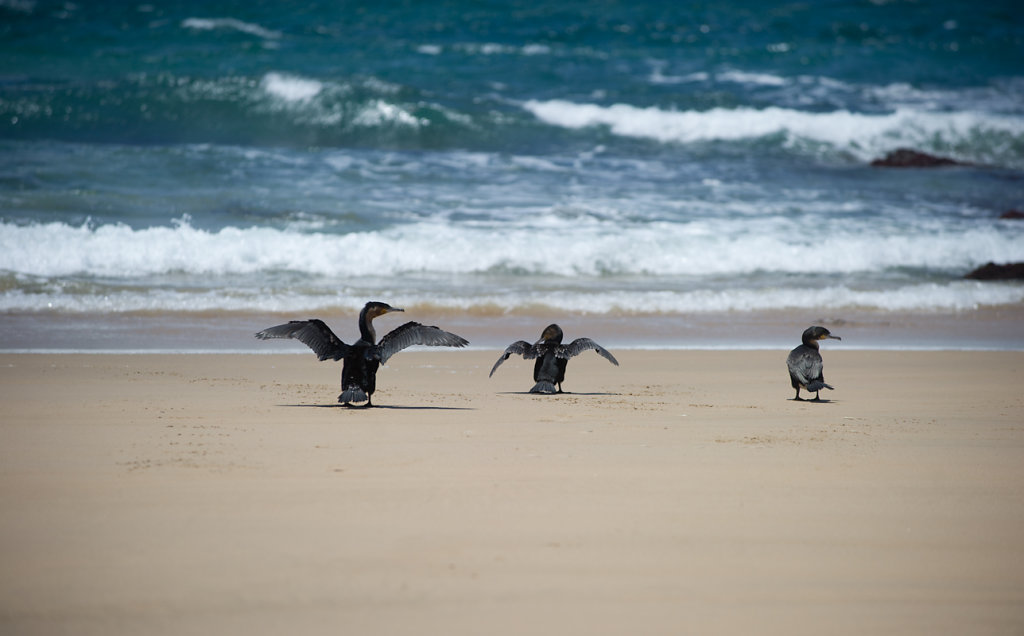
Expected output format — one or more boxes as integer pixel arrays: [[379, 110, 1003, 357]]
[[254, 319, 350, 361], [787, 351, 820, 385], [560, 338, 619, 366], [489, 340, 534, 377], [377, 321, 469, 364]]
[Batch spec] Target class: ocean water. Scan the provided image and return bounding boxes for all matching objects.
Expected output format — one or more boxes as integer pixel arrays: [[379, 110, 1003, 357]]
[[2, 0, 1023, 350]]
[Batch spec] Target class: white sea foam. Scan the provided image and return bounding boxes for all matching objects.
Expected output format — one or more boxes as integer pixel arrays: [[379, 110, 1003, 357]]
[[2, 281, 1022, 315], [522, 99, 1024, 159], [389, 283, 1024, 314], [352, 100, 424, 128], [181, 17, 282, 39], [2, 219, 1021, 280], [261, 72, 323, 102], [246, 74, 427, 129], [454, 42, 570, 57], [648, 69, 708, 85], [522, 44, 552, 56], [867, 80, 1024, 114], [717, 70, 788, 86]]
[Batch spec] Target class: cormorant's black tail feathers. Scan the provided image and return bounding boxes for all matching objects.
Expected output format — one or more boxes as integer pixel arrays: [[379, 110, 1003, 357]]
[[529, 381, 558, 394], [806, 381, 834, 392], [339, 386, 369, 404]]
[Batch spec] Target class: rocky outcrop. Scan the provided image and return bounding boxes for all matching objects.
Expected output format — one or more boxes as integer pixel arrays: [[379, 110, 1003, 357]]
[[870, 148, 964, 168], [964, 262, 1024, 280]]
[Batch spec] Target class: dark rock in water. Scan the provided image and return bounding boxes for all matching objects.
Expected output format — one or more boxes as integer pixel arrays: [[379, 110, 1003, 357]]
[[965, 262, 1024, 280], [999, 210, 1024, 220], [870, 148, 963, 167]]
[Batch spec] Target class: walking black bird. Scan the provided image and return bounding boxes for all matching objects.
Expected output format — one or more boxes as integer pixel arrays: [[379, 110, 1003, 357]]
[[255, 301, 468, 407], [786, 326, 840, 401], [489, 324, 618, 394]]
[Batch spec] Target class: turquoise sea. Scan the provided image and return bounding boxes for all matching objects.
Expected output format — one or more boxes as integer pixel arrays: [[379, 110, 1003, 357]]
[[2, 1, 1023, 350]]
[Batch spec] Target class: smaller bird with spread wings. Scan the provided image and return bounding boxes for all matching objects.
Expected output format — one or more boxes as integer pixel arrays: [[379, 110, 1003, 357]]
[[490, 324, 618, 394]]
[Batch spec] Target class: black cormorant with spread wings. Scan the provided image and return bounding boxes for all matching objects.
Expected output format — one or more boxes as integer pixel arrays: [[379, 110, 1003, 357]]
[[255, 301, 468, 407], [786, 326, 841, 401], [489, 324, 618, 394]]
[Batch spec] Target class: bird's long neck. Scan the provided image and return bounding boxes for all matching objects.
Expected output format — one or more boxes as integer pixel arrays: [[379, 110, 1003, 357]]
[[540, 325, 563, 346], [803, 338, 820, 350], [358, 307, 376, 343], [539, 336, 562, 350]]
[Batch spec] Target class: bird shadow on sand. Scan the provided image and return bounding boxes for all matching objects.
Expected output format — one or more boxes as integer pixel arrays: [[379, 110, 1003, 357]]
[[495, 391, 622, 397], [278, 403, 474, 411], [788, 398, 836, 404]]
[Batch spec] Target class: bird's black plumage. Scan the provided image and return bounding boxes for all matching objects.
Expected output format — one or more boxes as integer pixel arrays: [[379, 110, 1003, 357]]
[[489, 324, 618, 394], [255, 301, 468, 407], [786, 326, 840, 401]]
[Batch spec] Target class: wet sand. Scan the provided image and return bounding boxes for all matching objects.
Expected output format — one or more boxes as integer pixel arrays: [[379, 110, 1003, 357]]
[[3, 305, 1024, 352], [1, 350, 1023, 635]]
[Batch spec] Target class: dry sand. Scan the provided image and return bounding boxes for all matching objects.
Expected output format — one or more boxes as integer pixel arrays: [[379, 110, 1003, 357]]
[[1, 349, 1022, 635]]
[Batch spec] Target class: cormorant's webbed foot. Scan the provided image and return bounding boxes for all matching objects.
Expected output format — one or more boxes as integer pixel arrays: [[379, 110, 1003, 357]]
[[339, 394, 373, 408]]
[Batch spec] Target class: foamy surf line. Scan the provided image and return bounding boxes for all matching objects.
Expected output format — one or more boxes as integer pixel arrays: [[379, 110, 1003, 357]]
[[4, 219, 1022, 279], [3, 284, 1024, 315]]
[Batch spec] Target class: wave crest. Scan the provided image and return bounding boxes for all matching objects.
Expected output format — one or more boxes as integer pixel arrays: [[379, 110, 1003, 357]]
[[522, 99, 1024, 163], [181, 17, 282, 39]]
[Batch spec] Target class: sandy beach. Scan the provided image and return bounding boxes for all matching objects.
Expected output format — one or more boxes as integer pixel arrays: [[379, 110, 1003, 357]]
[[1, 349, 1022, 635]]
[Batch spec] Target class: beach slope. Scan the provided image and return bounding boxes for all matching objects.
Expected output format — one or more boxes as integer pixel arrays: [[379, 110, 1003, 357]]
[[1, 350, 1022, 635]]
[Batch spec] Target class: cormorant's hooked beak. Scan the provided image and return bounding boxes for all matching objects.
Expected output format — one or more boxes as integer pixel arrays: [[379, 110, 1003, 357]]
[[387, 307, 405, 314], [824, 334, 841, 341]]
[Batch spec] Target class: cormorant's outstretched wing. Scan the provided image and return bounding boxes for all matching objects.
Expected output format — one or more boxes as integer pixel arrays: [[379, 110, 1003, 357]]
[[489, 340, 535, 377], [786, 347, 821, 386], [559, 338, 619, 366], [255, 319, 350, 361], [376, 321, 469, 364]]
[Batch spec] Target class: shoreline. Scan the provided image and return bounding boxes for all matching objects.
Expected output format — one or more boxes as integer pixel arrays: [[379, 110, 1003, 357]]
[[2, 304, 1023, 352], [2, 350, 1023, 634], [0, 342, 1019, 354]]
